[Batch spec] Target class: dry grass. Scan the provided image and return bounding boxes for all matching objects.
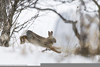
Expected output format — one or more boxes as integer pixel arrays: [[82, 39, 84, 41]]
[[21, 44, 27, 55], [74, 30, 100, 58]]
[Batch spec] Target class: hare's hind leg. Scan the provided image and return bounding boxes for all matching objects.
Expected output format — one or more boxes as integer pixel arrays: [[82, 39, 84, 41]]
[[20, 35, 27, 44], [26, 30, 36, 40]]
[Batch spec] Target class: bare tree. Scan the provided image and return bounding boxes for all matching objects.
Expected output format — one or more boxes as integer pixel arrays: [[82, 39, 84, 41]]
[[0, 0, 39, 47], [74, 0, 100, 57]]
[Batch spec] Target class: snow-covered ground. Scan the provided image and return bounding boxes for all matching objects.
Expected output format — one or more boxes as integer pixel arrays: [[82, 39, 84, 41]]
[[0, 45, 98, 66], [0, 0, 99, 66]]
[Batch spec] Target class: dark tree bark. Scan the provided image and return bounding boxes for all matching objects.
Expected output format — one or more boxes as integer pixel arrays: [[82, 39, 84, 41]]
[[0, 0, 19, 47], [0, 0, 11, 47]]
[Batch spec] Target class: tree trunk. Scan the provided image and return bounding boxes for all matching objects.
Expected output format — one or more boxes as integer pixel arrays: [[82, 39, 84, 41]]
[[0, 0, 11, 47], [0, 0, 18, 47], [98, 7, 100, 40]]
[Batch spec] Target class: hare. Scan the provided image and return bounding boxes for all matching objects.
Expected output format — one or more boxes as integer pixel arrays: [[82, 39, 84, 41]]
[[20, 30, 61, 53]]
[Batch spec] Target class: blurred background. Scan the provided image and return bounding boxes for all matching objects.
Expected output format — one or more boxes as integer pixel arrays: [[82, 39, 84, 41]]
[[0, 0, 100, 65]]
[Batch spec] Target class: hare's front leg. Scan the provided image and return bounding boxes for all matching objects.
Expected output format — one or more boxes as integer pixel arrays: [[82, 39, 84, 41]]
[[52, 46, 61, 49], [49, 47, 61, 53], [42, 48, 51, 52]]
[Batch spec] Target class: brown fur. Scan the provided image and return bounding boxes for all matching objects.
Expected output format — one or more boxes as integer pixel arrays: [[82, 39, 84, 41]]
[[20, 35, 27, 44], [20, 30, 61, 53]]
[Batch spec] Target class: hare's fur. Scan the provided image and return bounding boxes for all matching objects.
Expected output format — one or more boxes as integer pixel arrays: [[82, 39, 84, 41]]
[[20, 30, 61, 53]]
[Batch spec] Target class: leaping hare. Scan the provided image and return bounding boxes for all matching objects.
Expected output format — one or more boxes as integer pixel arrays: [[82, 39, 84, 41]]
[[20, 30, 61, 53]]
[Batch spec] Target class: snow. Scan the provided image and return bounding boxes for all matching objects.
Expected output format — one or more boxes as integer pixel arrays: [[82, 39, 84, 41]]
[[0, 0, 99, 66], [0, 45, 97, 65]]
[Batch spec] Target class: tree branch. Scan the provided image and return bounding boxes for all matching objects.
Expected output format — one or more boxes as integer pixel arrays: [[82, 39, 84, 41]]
[[92, 0, 100, 8], [28, 6, 80, 40], [92, 0, 100, 31], [30, 7, 76, 23]]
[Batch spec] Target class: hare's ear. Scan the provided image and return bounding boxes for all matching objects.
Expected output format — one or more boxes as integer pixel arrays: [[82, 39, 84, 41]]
[[51, 31, 53, 35], [48, 31, 51, 36]]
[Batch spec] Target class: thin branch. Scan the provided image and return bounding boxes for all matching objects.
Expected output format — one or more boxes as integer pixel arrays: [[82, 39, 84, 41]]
[[72, 22, 80, 40], [34, 0, 38, 7], [84, 7, 98, 12], [14, 25, 27, 32], [92, 0, 100, 31], [10, 11, 40, 37], [92, 0, 100, 8], [12, 11, 21, 26], [10, 11, 22, 38], [15, 13, 39, 30]]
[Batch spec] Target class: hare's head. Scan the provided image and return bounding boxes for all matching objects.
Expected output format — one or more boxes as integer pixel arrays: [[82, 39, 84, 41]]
[[47, 31, 56, 44]]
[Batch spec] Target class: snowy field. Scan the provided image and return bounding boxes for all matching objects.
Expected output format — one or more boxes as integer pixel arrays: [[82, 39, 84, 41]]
[[0, 45, 98, 66], [0, 0, 100, 66]]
